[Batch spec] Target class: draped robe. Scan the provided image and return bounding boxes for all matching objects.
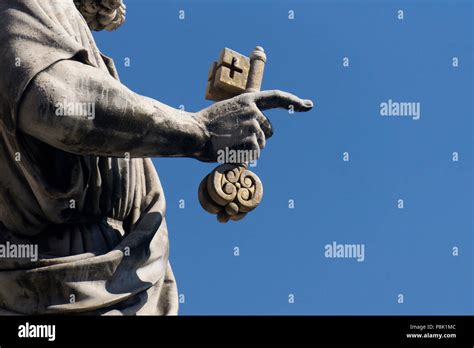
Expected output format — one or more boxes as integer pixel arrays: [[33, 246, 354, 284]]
[[0, 0, 178, 315]]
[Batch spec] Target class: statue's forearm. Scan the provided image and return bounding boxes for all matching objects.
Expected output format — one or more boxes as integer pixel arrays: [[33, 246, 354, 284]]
[[18, 59, 209, 158]]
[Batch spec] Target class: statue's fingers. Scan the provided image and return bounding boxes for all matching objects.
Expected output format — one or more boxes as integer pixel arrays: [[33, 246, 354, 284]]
[[253, 107, 273, 139], [256, 128, 266, 150], [238, 119, 265, 152], [253, 90, 313, 112], [242, 134, 260, 160], [238, 119, 260, 136]]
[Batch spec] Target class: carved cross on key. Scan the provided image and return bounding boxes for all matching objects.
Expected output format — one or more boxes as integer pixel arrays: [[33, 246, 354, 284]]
[[205, 48, 252, 101], [222, 57, 243, 79]]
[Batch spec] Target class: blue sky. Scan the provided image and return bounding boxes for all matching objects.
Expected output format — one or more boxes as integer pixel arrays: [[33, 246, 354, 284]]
[[94, 0, 473, 314]]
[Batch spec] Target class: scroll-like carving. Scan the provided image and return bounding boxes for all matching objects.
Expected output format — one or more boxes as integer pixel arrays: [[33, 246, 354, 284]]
[[198, 164, 263, 223]]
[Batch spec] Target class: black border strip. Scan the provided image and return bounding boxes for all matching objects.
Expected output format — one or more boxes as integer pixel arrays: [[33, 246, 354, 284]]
[[0, 316, 471, 346]]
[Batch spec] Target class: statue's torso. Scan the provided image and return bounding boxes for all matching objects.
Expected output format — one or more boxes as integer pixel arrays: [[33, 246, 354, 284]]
[[0, 0, 177, 315], [0, 0, 161, 255]]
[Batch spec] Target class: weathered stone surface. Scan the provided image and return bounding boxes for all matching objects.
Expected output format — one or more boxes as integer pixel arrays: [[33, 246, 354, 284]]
[[205, 48, 251, 101], [214, 48, 250, 94], [205, 61, 235, 101], [198, 164, 263, 223], [201, 47, 268, 222], [246, 46, 267, 92], [205, 47, 267, 104]]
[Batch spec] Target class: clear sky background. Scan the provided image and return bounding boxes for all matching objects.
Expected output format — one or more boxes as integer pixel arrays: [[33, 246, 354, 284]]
[[94, 0, 473, 315]]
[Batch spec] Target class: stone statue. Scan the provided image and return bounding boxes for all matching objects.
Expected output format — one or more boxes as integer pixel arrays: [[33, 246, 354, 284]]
[[0, 0, 313, 315]]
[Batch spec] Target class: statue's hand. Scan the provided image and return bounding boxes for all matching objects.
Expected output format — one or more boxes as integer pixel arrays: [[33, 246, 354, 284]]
[[195, 90, 313, 162]]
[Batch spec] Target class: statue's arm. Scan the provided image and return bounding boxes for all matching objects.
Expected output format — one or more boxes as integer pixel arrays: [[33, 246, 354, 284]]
[[18, 59, 313, 160], [18, 59, 209, 158]]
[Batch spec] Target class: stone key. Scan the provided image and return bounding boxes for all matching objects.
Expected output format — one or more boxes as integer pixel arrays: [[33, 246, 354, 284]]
[[199, 47, 267, 223]]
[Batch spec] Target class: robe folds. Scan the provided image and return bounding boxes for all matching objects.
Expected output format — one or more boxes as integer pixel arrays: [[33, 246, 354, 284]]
[[0, 0, 178, 315]]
